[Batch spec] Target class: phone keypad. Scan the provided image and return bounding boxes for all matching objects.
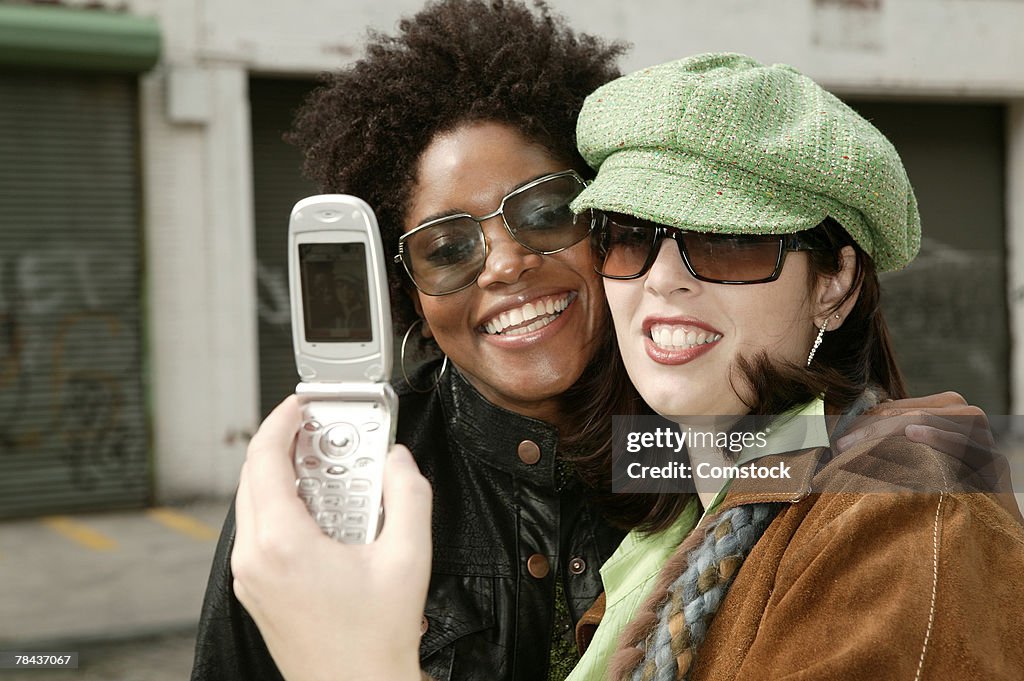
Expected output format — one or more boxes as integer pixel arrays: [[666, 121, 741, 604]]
[[294, 398, 390, 545]]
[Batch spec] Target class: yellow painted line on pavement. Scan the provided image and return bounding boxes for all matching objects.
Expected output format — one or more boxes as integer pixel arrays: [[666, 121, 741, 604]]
[[146, 507, 219, 541], [41, 516, 118, 551]]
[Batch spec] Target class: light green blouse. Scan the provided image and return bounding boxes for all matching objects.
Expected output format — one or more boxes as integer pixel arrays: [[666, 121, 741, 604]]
[[566, 399, 830, 681], [565, 495, 701, 681]]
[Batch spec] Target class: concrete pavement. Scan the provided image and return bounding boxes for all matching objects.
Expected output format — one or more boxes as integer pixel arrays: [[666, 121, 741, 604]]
[[0, 500, 230, 675]]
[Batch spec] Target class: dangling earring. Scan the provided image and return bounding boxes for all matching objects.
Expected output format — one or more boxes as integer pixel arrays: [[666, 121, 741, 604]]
[[400, 318, 448, 393], [806, 313, 840, 367]]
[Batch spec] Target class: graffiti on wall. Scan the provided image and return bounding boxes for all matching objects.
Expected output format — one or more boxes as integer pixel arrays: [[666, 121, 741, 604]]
[[0, 248, 145, 490]]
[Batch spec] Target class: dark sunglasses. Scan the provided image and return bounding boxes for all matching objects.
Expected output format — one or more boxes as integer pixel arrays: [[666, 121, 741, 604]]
[[594, 212, 825, 284], [395, 170, 596, 296]]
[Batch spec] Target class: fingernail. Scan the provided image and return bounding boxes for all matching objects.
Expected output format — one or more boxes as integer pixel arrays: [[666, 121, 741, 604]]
[[389, 446, 413, 464], [835, 436, 850, 451], [905, 424, 924, 438]]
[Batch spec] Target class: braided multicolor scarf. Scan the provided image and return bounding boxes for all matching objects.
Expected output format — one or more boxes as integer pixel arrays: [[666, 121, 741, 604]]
[[622, 503, 783, 681]]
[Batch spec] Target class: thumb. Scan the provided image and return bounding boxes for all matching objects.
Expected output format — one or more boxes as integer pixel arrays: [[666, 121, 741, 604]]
[[378, 445, 432, 557]]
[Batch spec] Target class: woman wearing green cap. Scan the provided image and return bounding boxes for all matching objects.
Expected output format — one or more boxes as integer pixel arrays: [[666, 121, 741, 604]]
[[218, 33, 1019, 681], [568, 52, 1024, 681]]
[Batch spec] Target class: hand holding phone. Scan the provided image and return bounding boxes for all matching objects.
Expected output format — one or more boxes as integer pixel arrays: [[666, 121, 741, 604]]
[[232, 396, 430, 681], [288, 195, 398, 543]]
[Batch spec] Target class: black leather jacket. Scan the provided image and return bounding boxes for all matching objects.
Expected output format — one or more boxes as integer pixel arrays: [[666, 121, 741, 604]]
[[191, 363, 625, 681]]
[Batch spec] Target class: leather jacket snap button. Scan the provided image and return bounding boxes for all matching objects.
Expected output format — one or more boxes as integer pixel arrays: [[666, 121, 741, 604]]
[[527, 553, 550, 578], [518, 440, 541, 465], [569, 557, 586, 575]]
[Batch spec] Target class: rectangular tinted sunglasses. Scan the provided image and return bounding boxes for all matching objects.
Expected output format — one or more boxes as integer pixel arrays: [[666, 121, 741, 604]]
[[594, 211, 825, 284], [396, 170, 595, 296]]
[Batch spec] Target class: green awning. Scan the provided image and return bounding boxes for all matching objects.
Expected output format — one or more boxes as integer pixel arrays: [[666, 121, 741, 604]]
[[0, 4, 160, 73]]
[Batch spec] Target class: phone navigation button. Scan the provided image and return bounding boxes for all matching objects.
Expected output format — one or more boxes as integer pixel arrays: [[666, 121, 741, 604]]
[[320, 424, 358, 458]]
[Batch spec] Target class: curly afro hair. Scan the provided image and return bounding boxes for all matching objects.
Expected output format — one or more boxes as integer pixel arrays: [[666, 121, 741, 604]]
[[287, 0, 625, 330]]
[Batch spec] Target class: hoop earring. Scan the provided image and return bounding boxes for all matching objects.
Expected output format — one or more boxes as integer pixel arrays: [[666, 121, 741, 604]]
[[400, 319, 448, 393], [806, 313, 840, 367]]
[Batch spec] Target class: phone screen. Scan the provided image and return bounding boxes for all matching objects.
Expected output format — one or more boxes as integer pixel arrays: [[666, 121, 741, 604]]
[[299, 243, 372, 342]]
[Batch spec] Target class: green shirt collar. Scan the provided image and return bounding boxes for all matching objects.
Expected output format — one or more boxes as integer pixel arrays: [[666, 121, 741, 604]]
[[702, 397, 830, 518], [599, 495, 701, 608]]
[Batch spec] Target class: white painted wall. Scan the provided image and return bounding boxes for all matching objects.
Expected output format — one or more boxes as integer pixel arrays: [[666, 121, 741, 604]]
[[124, 0, 1024, 498], [139, 0, 261, 499], [126, 0, 1024, 93]]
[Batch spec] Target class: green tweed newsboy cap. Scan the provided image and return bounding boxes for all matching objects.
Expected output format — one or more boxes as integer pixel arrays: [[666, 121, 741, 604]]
[[571, 52, 921, 272]]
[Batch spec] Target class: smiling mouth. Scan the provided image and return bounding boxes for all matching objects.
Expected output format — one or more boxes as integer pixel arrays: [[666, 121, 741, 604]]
[[482, 292, 576, 337], [649, 324, 722, 350]]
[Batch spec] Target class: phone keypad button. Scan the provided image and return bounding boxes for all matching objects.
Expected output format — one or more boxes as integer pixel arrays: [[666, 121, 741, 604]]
[[354, 457, 374, 469], [350, 479, 371, 492], [325, 465, 349, 477], [347, 496, 368, 509], [324, 481, 346, 492], [321, 495, 344, 508], [301, 456, 320, 469], [317, 511, 341, 526], [341, 528, 366, 542], [298, 477, 320, 491], [343, 512, 367, 526]]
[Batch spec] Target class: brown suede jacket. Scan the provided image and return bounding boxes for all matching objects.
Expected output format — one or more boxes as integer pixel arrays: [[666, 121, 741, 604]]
[[577, 437, 1024, 681]]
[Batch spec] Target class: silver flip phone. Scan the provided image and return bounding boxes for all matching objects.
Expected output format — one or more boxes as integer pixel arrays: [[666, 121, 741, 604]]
[[288, 195, 397, 544]]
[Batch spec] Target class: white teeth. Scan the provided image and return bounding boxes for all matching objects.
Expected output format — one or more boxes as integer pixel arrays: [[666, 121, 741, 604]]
[[504, 315, 554, 336], [482, 293, 575, 335], [650, 325, 722, 350]]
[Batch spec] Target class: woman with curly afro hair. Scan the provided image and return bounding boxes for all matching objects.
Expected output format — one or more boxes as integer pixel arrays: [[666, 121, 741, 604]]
[[194, 2, 630, 680]]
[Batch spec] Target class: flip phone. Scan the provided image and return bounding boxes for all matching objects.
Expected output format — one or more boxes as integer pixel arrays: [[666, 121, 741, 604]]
[[288, 195, 397, 543]]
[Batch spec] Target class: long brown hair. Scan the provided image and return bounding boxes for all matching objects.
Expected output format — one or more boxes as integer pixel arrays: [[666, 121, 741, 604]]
[[562, 218, 908, 532]]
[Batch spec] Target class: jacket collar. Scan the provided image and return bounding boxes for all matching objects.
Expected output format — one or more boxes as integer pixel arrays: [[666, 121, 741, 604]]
[[716, 390, 883, 513], [438, 365, 562, 483], [716, 447, 826, 513]]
